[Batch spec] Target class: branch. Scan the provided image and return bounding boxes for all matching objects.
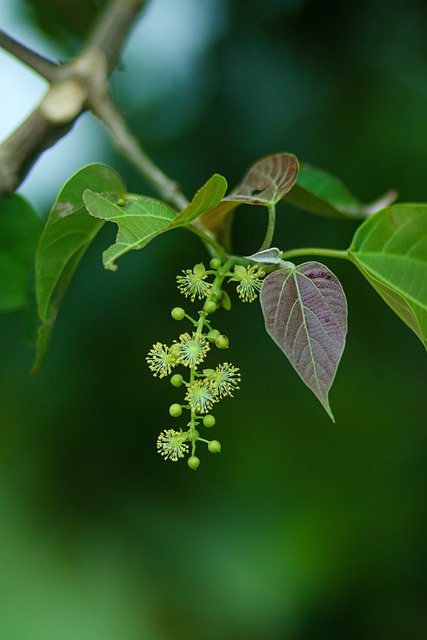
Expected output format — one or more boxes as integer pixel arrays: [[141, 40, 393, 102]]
[[92, 95, 189, 210], [0, 0, 147, 196], [84, 0, 147, 74], [0, 30, 58, 81]]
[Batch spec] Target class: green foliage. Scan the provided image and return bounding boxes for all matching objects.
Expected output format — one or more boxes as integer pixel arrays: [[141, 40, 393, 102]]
[[171, 174, 227, 226], [0, 195, 42, 312], [349, 203, 427, 349], [27, 152, 427, 429], [284, 163, 397, 220], [83, 191, 176, 271], [33, 164, 125, 372], [27, 0, 107, 45], [83, 174, 229, 271]]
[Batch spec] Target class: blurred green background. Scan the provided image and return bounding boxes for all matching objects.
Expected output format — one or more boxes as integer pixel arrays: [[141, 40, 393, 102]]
[[1, 0, 427, 638]]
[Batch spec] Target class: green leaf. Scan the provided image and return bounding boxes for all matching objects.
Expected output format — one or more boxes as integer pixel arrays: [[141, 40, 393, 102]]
[[0, 195, 42, 312], [200, 153, 299, 248], [260, 262, 348, 420], [284, 163, 397, 220], [34, 164, 125, 372], [83, 192, 176, 271], [171, 174, 227, 226], [348, 203, 427, 349]]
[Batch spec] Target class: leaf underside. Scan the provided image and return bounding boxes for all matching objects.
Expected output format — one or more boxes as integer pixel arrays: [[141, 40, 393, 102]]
[[200, 153, 299, 249], [349, 203, 427, 349], [260, 262, 348, 420]]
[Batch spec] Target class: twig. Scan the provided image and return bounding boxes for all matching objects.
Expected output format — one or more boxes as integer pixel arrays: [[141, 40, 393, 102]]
[[0, 0, 147, 196], [0, 30, 58, 81], [85, 0, 148, 74], [93, 95, 189, 209]]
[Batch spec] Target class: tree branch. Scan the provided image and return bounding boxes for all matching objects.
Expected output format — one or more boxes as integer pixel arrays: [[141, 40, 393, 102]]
[[0, 30, 58, 81], [92, 95, 189, 210], [84, 0, 147, 74], [0, 0, 147, 196]]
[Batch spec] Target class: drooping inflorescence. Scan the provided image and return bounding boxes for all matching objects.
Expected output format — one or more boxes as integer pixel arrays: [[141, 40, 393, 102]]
[[146, 259, 264, 469]]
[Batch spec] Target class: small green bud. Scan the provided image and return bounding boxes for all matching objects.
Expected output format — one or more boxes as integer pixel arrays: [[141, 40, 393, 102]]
[[203, 414, 216, 428], [210, 258, 221, 270], [171, 307, 185, 321], [188, 455, 201, 470], [215, 335, 229, 349], [117, 198, 125, 206], [203, 300, 217, 314], [208, 440, 221, 454], [193, 263, 206, 278], [207, 329, 220, 343], [170, 374, 184, 387], [169, 403, 182, 417]]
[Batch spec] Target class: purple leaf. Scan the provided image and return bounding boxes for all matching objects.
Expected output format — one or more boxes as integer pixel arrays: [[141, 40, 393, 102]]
[[260, 262, 348, 420], [199, 153, 299, 249]]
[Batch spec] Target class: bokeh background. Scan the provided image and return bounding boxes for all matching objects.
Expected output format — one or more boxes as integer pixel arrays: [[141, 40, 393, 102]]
[[1, 0, 427, 638]]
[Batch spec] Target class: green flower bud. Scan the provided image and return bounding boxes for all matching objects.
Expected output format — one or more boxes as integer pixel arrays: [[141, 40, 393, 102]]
[[171, 307, 185, 321], [215, 335, 229, 349], [208, 440, 221, 454], [210, 258, 221, 270], [203, 300, 217, 314], [170, 374, 184, 387], [193, 263, 206, 278], [207, 329, 220, 343], [188, 455, 201, 470], [169, 403, 182, 417], [203, 414, 216, 428]]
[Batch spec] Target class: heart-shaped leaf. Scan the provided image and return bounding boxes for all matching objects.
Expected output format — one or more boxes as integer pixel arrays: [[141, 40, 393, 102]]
[[83, 192, 177, 271], [348, 203, 427, 349], [171, 174, 227, 226], [0, 194, 42, 312], [260, 262, 348, 420], [200, 153, 299, 247], [284, 163, 397, 220], [34, 164, 125, 371]]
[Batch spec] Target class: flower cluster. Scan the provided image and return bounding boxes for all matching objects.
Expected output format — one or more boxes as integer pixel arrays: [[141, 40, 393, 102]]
[[146, 258, 264, 469]]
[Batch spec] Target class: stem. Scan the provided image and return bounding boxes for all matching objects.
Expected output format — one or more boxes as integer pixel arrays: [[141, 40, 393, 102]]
[[0, 30, 58, 81], [187, 224, 229, 263], [281, 247, 350, 261], [84, 0, 147, 74], [92, 95, 189, 210], [259, 204, 276, 251]]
